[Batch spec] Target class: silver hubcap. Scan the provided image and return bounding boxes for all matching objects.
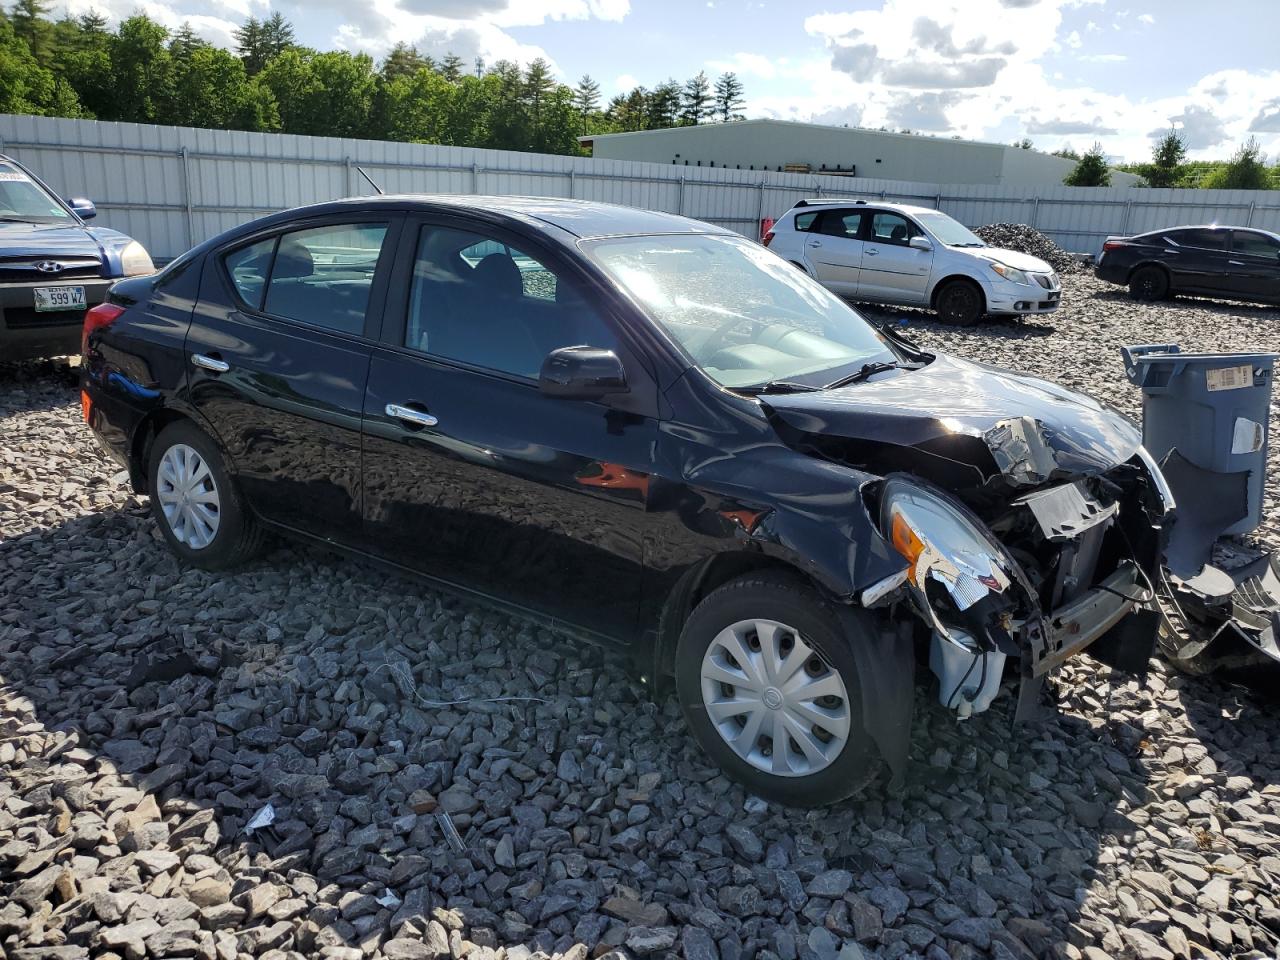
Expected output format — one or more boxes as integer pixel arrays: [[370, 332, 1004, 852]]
[[156, 443, 220, 550], [700, 618, 851, 777]]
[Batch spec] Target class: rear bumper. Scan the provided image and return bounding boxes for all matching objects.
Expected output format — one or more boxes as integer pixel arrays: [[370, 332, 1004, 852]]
[[0, 278, 114, 361], [1094, 261, 1128, 285]]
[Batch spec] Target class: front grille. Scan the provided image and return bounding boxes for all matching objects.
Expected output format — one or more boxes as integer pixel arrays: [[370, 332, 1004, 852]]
[[2, 306, 87, 329], [0, 257, 103, 283]]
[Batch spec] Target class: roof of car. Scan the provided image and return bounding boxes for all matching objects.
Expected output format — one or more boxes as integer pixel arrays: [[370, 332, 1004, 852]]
[[237, 195, 731, 242], [786, 199, 941, 217]]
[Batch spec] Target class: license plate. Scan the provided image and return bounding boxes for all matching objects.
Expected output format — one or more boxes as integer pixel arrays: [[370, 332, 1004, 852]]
[[34, 285, 86, 312]]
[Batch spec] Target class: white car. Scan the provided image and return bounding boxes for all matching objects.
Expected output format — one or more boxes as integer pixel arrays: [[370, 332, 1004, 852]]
[[764, 199, 1061, 326]]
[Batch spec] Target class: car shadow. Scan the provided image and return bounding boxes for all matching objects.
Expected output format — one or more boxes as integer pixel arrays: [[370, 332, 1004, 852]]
[[1088, 288, 1280, 319], [0, 357, 81, 415], [0, 498, 1200, 960]]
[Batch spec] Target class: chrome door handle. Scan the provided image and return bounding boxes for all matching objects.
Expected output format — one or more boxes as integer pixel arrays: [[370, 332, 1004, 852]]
[[385, 403, 438, 427], [807, 240, 821, 247], [865, 248, 879, 255], [192, 353, 229, 373]]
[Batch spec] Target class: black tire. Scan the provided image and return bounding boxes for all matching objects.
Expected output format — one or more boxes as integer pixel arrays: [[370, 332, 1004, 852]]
[[147, 420, 263, 570], [1129, 265, 1169, 301], [934, 279, 984, 326], [675, 571, 877, 807]]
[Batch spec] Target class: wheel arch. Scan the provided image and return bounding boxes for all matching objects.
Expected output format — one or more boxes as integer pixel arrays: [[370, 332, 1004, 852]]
[[1127, 259, 1172, 285], [929, 273, 987, 310], [128, 403, 227, 494]]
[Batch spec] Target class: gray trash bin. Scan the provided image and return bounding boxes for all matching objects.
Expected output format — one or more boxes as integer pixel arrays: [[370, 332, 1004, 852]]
[[1122, 343, 1276, 535]]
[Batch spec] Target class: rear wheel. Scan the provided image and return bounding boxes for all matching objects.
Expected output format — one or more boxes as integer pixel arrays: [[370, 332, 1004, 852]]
[[1129, 265, 1169, 301], [934, 280, 984, 326], [675, 572, 876, 806], [148, 420, 262, 570]]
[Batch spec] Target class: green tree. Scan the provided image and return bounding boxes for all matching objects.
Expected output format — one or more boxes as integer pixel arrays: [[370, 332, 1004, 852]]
[[1145, 128, 1186, 188], [680, 70, 711, 125], [524, 57, 554, 151], [713, 71, 744, 122], [1013, 137, 1033, 150], [572, 74, 599, 135], [647, 80, 681, 129], [1203, 137, 1271, 190], [440, 52, 464, 82], [1063, 142, 1111, 186], [1052, 145, 1079, 160], [260, 12, 293, 60], [111, 14, 174, 123], [234, 16, 269, 75], [381, 42, 426, 81], [0, 16, 85, 116], [10, 0, 53, 62]]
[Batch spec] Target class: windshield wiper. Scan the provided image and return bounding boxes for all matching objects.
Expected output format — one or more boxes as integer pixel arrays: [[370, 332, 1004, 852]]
[[823, 360, 920, 389], [740, 379, 821, 395]]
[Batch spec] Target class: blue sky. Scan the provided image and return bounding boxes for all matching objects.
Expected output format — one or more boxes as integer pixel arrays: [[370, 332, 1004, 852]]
[[67, 0, 1280, 163]]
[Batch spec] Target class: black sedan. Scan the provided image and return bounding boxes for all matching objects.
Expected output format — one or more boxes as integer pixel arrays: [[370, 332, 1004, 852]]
[[1096, 224, 1280, 305], [82, 196, 1171, 806], [0, 154, 155, 361]]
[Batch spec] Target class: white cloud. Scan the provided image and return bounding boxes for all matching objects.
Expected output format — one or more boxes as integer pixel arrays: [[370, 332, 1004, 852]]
[[64, 0, 257, 46], [1138, 13, 1155, 24], [1065, 29, 1081, 48], [707, 52, 778, 80], [1078, 52, 1127, 62]]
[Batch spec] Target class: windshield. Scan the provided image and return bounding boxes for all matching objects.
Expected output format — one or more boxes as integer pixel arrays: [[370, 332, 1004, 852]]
[[0, 163, 72, 223], [584, 233, 896, 389], [916, 212, 984, 247]]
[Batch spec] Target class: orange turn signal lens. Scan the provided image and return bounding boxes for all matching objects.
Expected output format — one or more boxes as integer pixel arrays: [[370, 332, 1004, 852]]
[[890, 511, 925, 585], [80, 389, 92, 424]]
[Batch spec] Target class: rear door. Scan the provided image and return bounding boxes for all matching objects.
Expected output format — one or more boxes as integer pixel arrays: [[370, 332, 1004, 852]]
[[360, 215, 658, 639], [803, 208, 865, 294], [1229, 230, 1280, 302], [1166, 228, 1234, 294], [186, 215, 400, 543], [858, 210, 933, 304]]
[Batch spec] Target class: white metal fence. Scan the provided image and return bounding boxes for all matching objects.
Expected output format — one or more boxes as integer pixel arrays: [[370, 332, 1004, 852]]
[[3, 114, 1279, 262]]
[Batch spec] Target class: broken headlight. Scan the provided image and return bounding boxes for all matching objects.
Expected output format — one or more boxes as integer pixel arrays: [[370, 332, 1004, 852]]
[[879, 477, 1018, 650]]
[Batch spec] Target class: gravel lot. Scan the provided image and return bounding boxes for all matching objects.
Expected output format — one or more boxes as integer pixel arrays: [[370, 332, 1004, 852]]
[[3, 272, 1280, 960]]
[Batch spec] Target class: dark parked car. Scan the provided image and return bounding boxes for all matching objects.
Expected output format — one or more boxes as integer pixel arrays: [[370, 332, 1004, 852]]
[[0, 154, 154, 361], [1096, 224, 1280, 305], [83, 197, 1172, 805]]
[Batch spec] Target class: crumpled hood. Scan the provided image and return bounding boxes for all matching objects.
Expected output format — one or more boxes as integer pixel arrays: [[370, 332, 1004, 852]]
[[761, 354, 1141, 488], [977, 247, 1053, 274]]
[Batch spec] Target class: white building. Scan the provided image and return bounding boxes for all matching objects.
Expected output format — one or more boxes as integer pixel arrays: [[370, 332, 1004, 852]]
[[581, 119, 1142, 189]]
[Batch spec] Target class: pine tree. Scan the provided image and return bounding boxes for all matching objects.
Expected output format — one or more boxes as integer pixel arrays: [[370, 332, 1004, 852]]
[[1204, 137, 1270, 190], [234, 16, 267, 75], [380, 42, 425, 81], [1063, 142, 1111, 187], [1146, 128, 1186, 188], [573, 74, 600, 135], [77, 9, 108, 34], [440, 52, 464, 82], [170, 23, 204, 62], [648, 80, 681, 129], [260, 13, 294, 60], [524, 58, 554, 151], [1013, 137, 1033, 150], [11, 0, 53, 61], [680, 70, 711, 125], [712, 71, 744, 122]]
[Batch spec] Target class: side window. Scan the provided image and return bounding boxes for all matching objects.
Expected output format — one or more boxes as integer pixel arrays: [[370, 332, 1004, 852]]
[[261, 223, 388, 335], [1233, 231, 1280, 257], [224, 237, 276, 309], [405, 225, 617, 379], [1179, 228, 1227, 251], [793, 211, 820, 232], [869, 212, 917, 246], [817, 211, 863, 238]]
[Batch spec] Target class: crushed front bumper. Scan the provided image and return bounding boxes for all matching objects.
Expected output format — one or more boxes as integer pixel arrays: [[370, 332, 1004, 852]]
[[1032, 564, 1145, 676]]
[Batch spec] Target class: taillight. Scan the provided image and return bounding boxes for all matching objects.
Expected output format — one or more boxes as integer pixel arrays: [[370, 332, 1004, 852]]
[[82, 302, 125, 355], [1102, 241, 1127, 252], [762, 231, 775, 247]]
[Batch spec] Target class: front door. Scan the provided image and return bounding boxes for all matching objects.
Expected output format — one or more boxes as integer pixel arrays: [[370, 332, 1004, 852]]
[[186, 217, 398, 542], [804, 209, 865, 294], [361, 219, 657, 639], [1229, 230, 1280, 302], [1168, 228, 1235, 295], [858, 210, 933, 304]]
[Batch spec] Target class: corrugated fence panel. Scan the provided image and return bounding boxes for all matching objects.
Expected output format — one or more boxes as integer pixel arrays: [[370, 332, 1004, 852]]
[[5, 114, 1280, 261]]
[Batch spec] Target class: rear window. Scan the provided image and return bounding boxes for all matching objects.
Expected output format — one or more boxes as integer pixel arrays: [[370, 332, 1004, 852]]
[[1176, 228, 1228, 250], [817, 211, 863, 238], [793, 211, 820, 232]]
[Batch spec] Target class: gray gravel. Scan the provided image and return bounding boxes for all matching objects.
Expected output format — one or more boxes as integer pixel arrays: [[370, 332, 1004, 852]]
[[3, 275, 1280, 960]]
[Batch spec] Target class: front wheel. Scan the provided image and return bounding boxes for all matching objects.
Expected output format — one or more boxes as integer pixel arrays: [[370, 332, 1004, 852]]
[[934, 280, 984, 326], [675, 572, 877, 807], [148, 420, 263, 570]]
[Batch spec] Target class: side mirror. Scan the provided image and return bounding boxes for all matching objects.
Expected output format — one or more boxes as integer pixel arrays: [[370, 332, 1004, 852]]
[[539, 345, 628, 400], [68, 198, 96, 220], [909, 235, 932, 252]]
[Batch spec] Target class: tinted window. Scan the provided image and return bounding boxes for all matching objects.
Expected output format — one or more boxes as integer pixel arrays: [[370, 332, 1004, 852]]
[[1177, 228, 1228, 251], [817, 211, 863, 238], [1233, 231, 1280, 257], [793, 211, 820, 232], [406, 225, 616, 379], [0, 163, 70, 221], [869, 212, 918, 245], [261, 223, 387, 335], [225, 237, 276, 309]]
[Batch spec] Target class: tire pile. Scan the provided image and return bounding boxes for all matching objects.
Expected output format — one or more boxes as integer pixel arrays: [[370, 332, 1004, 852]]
[[973, 223, 1086, 274]]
